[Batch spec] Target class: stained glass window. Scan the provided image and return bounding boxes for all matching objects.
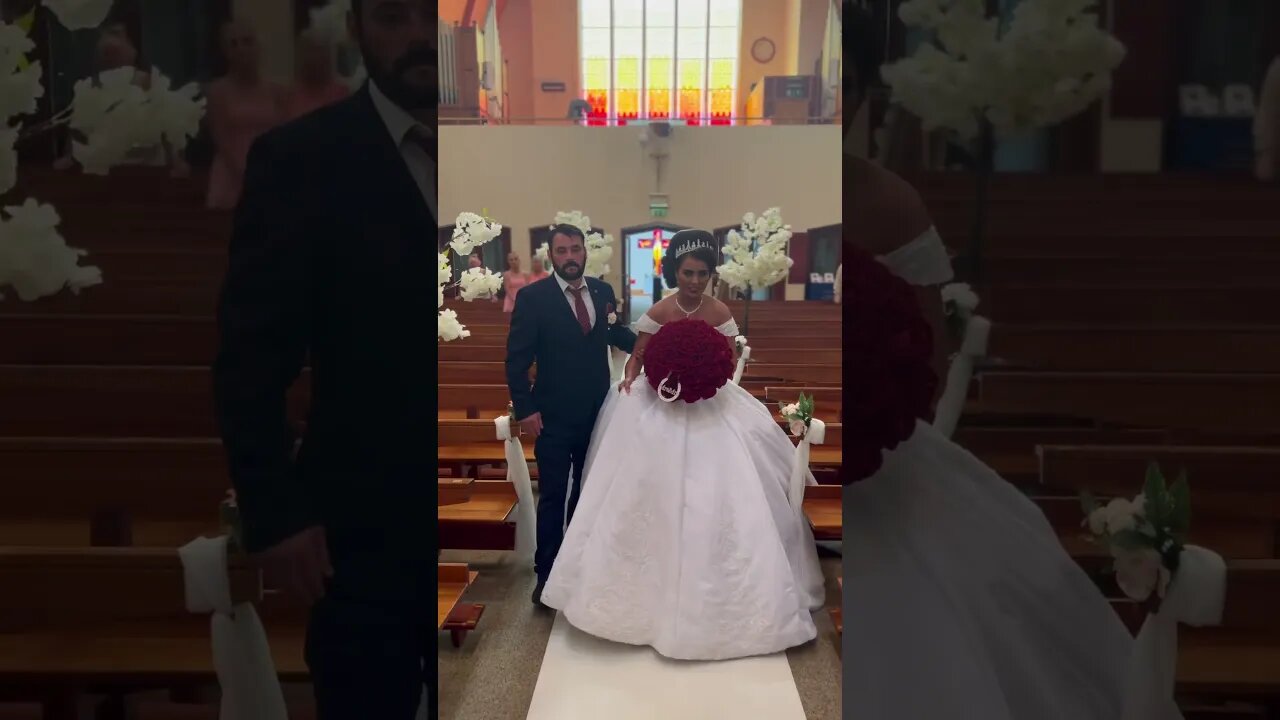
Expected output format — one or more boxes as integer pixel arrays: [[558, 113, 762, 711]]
[[578, 0, 740, 125]]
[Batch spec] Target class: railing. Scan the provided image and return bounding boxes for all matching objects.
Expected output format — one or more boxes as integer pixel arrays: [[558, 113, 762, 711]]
[[437, 116, 841, 126], [438, 19, 458, 107]]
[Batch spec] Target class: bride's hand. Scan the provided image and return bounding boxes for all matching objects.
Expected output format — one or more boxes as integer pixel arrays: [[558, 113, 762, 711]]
[[618, 376, 636, 394]]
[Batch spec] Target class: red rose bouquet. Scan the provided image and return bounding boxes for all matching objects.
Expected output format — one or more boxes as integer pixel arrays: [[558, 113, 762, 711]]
[[846, 243, 937, 483], [644, 318, 735, 403]]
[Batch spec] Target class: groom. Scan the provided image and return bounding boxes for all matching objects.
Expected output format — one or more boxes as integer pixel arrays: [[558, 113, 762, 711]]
[[506, 224, 637, 606]]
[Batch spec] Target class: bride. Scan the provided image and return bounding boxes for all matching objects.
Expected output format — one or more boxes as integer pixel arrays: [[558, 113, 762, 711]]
[[538, 229, 827, 661], [841, 3, 1142, 718]]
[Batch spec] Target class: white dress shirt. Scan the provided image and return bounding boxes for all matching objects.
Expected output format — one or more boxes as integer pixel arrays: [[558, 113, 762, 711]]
[[554, 272, 596, 327], [368, 80, 437, 219]]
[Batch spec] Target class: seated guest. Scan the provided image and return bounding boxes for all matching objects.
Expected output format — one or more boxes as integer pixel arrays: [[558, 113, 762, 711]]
[[282, 29, 350, 121], [206, 20, 285, 209]]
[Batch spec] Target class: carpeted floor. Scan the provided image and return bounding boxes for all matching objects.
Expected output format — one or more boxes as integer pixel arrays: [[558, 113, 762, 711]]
[[438, 549, 842, 720]]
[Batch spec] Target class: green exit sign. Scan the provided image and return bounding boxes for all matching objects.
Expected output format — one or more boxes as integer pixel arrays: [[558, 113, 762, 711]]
[[650, 206, 668, 218]]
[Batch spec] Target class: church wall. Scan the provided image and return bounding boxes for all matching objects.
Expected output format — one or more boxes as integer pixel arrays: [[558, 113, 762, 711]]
[[496, 0, 831, 123], [439, 125, 840, 296]]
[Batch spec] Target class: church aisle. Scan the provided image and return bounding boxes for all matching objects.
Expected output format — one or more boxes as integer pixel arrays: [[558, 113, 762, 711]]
[[528, 615, 806, 719], [437, 550, 841, 719]]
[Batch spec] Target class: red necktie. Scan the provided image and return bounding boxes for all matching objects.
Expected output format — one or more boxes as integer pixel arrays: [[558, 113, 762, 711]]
[[568, 285, 592, 335]]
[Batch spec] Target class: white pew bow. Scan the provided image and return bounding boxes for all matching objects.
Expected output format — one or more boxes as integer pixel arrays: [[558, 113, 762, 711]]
[[732, 337, 751, 386], [787, 418, 825, 511], [1121, 545, 1227, 720], [495, 415, 537, 562], [178, 535, 288, 720], [933, 315, 991, 438]]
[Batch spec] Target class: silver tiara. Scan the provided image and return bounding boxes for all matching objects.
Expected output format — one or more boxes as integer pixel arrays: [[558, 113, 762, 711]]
[[675, 239, 714, 258]]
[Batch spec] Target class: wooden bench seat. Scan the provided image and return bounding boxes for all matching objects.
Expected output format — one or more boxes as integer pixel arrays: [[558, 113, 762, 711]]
[[980, 287, 1278, 325], [0, 315, 217, 366], [803, 485, 841, 541], [976, 372, 1280, 433], [988, 325, 1280, 373], [0, 366, 309, 437], [437, 563, 477, 630], [0, 547, 308, 699], [0, 437, 230, 547], [438, 480, 517, 550]]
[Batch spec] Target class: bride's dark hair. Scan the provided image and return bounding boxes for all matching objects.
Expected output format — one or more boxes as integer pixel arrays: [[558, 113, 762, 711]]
[[662, 230, 719, 289]]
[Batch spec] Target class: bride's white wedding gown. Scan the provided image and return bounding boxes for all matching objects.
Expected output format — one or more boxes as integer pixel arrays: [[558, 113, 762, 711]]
[[540, 316, 826, 661], [844, 227, 1142, 719]]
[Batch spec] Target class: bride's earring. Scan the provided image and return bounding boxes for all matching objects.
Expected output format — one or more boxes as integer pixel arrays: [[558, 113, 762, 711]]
[[657, 373, 682, 403]]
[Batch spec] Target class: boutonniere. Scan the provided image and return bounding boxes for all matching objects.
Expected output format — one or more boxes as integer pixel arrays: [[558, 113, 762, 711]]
[[606, 302, 617, 325]]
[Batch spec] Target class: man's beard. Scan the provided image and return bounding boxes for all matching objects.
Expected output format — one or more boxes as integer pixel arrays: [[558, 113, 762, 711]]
[[360, 44, 436, 111], [555, 261, 584, 282]]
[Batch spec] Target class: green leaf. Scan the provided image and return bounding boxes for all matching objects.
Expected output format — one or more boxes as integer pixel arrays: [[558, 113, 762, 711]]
[[1079, 489, 1099, 519], [1143, 462, 1168, 527], [1169, 470, 1191, 540]]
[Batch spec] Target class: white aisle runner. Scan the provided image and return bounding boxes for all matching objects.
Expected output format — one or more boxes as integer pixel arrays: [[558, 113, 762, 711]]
[[526, 614, 808, 720]]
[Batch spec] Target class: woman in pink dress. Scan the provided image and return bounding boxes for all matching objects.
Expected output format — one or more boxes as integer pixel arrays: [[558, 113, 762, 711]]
[[206, 21, 285, 209], [501, 251, 531, 313], [282, 30, 350, 121]]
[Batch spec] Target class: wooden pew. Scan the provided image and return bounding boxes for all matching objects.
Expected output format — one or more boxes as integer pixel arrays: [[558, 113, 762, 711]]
[[987, 325, 1280, 373], [983, 256, 1280, 288], [0, 547, 307, 709], [0, 365, 309, 437], [0, 283, 220, 317], [0, 438, 228, 546], [976, 372, 1280, 434], [438, 479, 518, 551], [438, 562, 483, 647], [803, 485, 841, 541], [0, 315, 217, 366], [980, 286, 1277, 325]]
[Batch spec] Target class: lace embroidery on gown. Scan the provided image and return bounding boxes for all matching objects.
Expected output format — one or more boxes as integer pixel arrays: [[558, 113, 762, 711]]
[[635, 313, 739, 337], [877, 226, 954, 287]]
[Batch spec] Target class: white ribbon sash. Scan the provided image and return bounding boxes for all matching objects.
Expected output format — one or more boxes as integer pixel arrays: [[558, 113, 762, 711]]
[[495, 415, 538, 562], [178, 535, 288, 720], [1121, 545, 1227, 720], [787, 418, 825, 511], [933, 315, 991, 438], [732, 340, 751, 386]]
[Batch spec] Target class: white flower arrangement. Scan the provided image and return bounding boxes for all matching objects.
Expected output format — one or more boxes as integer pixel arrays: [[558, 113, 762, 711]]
[[778, 393, 815, 439], [457, 266, 503, 302], [716, 207, 794, 294], [2, 5, 207, 303], [438, 211, 503, 342], [551, 209, 614, 278], [881, 0, 1126, 142], [1081, 463, 1190, 611]]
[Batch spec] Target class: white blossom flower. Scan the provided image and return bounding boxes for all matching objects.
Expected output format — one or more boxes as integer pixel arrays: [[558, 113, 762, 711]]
[[884, 0, 1126, 141], [42, 0, 114, 30], [438, 308, 469, 342], [0, 20, 34, 74], [1099, 497, 1139, 534], [308, 0, 352, 45], [0, 199, 102, 302], [717, 207, 793, 292], [438, 252, 452, 308], [457, 267, 502, 301], [607, 312, 617, 325], [143, 70, 206, 152], [1086, 506, 1108, 536], [534, 242, 550, 266], [0, 22, 43, 122], [780, 403, 799, 418], [451, 211, 502, 257], [1112, 546, 1171, 602], [941, 282, 980, 313], [584, 230, 613, 278]]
